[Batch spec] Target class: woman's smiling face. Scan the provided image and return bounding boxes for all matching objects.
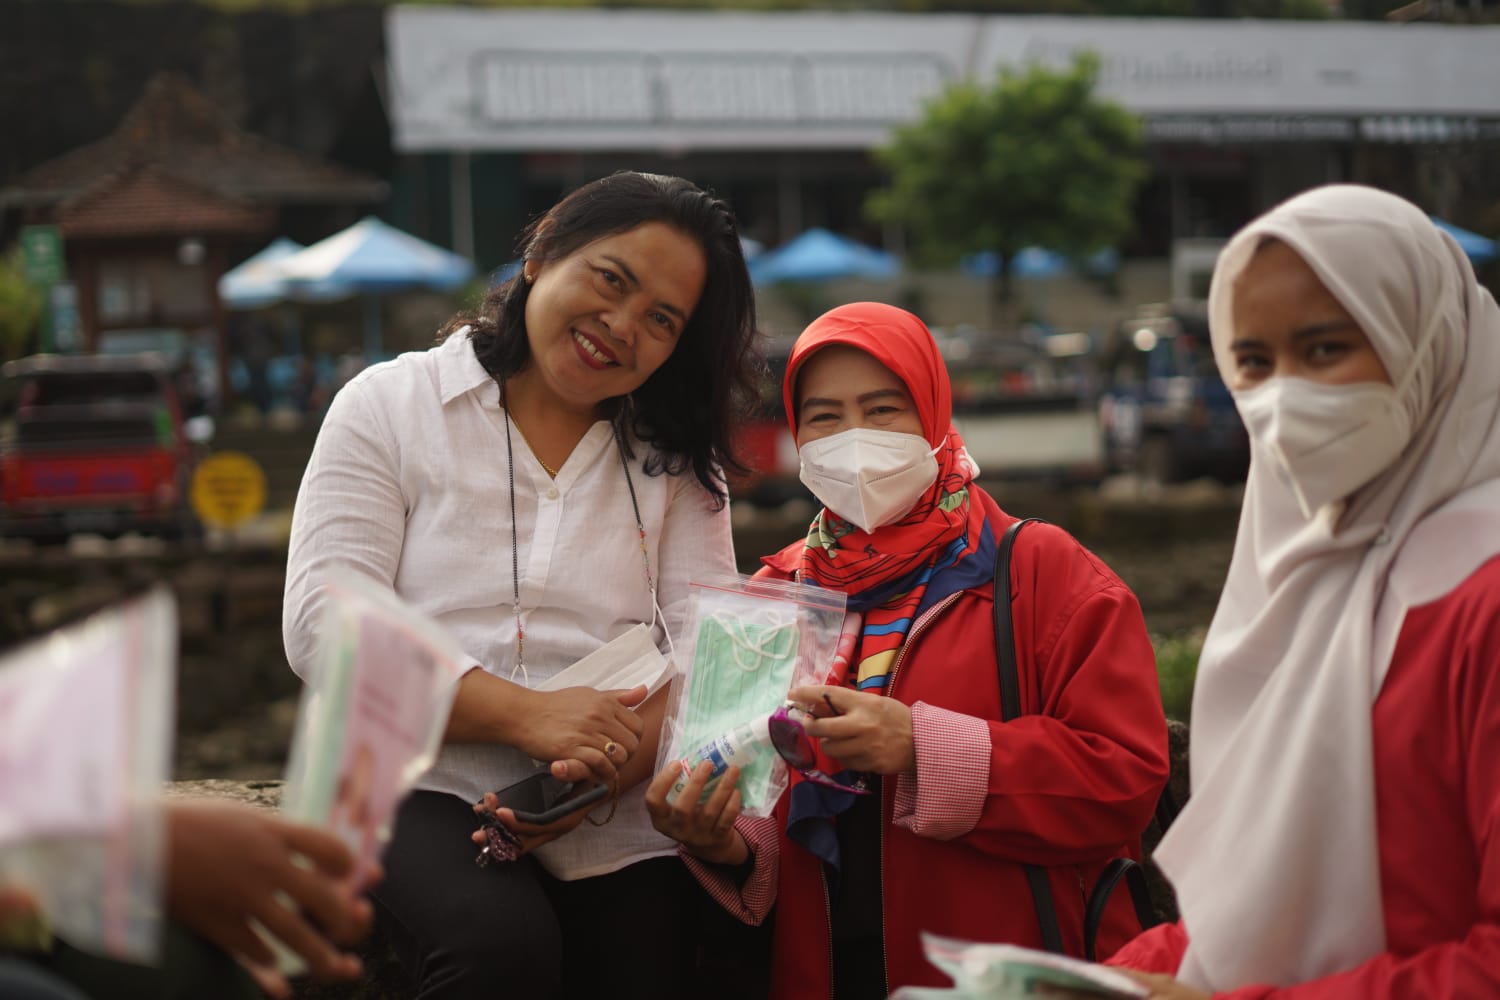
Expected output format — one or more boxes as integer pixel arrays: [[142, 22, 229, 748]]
[[522, 221, 707, 418]]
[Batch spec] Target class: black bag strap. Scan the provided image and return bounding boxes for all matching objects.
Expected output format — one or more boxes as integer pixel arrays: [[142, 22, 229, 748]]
[[992, 518, 1065, 955], [1083, 858, 1157, 960], [1155, 784, 1181, 833], [995, 518, 1038, 723]]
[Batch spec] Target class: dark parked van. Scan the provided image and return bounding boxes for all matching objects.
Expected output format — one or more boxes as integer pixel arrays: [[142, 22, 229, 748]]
[[1097, 302, 1249, 485]]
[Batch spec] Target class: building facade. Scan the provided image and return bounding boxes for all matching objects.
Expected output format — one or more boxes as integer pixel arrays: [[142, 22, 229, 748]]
[[383, 8, 1500, 273]]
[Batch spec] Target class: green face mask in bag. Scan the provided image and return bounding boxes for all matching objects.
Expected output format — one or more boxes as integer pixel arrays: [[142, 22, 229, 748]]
[[671, 612, 800, 812], [660, 574, 847, 818]]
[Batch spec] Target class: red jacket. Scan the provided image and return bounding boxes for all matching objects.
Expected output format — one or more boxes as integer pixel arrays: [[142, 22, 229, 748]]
[[1107, 555, 1500, 998], [697, 493, 1169, 998]]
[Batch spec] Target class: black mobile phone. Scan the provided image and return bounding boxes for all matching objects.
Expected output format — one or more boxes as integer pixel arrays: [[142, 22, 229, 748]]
[[491, 772, 610, 826]]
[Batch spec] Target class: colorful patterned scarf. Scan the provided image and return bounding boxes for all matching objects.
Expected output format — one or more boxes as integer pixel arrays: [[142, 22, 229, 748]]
[[780, 303, 993, 692]]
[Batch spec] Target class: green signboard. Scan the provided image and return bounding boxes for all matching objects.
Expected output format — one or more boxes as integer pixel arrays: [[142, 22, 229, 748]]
[[20, 225, 65, 286]]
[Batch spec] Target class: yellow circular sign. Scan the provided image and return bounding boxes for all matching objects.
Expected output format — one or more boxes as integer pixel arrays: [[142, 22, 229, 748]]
[[190, 451, 268, 529]]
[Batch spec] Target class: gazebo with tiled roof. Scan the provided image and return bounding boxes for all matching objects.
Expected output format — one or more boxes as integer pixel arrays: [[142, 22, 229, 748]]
[[0, 72, 386, 398]]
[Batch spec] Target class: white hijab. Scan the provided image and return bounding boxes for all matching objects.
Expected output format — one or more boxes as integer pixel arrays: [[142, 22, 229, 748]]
[[1154, 184, 1500, 990]]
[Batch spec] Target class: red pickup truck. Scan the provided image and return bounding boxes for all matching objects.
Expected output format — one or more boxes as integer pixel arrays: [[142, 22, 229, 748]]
[[0, 354, 205, 543]]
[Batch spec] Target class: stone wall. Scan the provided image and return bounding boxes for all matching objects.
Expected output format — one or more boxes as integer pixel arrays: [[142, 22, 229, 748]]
[[1, 476, 1236, 781]]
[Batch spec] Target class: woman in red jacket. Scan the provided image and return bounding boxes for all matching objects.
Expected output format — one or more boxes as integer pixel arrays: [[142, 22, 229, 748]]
[[1105, 185, 1500, 999], [647, 301, 1169, 998]]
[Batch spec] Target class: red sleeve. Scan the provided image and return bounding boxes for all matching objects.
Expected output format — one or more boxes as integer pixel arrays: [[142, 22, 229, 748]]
[[1205, 939, 1500, 1000], [1104, 920, 1189, 974], [679, 814, 781, 926], [957, 535, 1169, 863], [1209, 567, 1500, 999], [1113, 561, 1500, 999], [892, 702, 992, 838], [1104, 921, 1500, 1000]]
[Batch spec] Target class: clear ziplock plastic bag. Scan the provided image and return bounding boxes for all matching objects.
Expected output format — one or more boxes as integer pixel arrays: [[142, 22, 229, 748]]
[[0, 587, 176, 964], [658, 574, 846, 817], [275, 567, 465, 973]]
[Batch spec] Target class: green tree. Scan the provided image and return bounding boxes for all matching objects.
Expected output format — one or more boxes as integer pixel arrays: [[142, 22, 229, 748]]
[[0, 249, 43, 363], [868, 51, 1147, 322]]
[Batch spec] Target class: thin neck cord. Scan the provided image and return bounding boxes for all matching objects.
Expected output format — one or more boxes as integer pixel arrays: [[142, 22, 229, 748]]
[[613, 423, 655, 603], [612, 419, 674, 661], [498, 378, 661, 682], [499, 377, 528, 685]]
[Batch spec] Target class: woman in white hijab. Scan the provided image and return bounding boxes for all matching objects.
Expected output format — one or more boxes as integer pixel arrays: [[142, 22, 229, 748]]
[[1106, 184, 1500, 998]]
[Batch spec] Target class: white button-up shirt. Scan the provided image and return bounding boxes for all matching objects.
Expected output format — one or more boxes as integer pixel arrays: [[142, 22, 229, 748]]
[[284, 332, 737, 878]]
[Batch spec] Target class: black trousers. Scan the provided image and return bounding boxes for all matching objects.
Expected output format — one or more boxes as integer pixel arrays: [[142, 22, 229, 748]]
[[0, 959, 86, 1000], [374, 790, 767, 1000], [1, 922, 259, 1000]]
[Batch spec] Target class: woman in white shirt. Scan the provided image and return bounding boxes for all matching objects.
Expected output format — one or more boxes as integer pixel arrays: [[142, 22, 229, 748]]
[[283, 171, 761, 998]]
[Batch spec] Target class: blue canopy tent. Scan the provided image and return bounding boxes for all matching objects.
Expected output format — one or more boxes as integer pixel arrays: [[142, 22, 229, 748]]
[[748, 228, 898, 285], [1431, 217, 1498, 266], [218, 237, 352, 379], [961, 246, 1120, 279], [961, 246, 1120, 329], [218, 237, 310, 309], [272, 216, 475, 358]]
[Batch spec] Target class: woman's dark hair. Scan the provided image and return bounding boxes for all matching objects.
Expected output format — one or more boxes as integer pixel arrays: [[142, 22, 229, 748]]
[[444, 171, 760, 506]]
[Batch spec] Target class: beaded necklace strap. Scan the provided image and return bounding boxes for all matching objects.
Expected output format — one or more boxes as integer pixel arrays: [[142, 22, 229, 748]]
[[613, 422, 654, 599]]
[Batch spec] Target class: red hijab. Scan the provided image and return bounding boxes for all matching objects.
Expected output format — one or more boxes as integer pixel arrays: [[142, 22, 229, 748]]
[[781, 302, 955, 452], [767, 302, 987, 691]]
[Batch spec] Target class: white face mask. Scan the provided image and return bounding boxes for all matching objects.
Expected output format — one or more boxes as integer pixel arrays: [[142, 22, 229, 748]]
[[1234, 376, 1412, 520], [798, 427, 940, 533]]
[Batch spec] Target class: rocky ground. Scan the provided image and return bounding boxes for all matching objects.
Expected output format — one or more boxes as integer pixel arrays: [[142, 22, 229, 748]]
[[1097, 534, 1234, 635], [177, 696, 303, 781]]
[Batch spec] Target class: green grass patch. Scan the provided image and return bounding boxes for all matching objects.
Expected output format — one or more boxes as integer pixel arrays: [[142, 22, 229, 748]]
[[1153, 628, 1203, 722]]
